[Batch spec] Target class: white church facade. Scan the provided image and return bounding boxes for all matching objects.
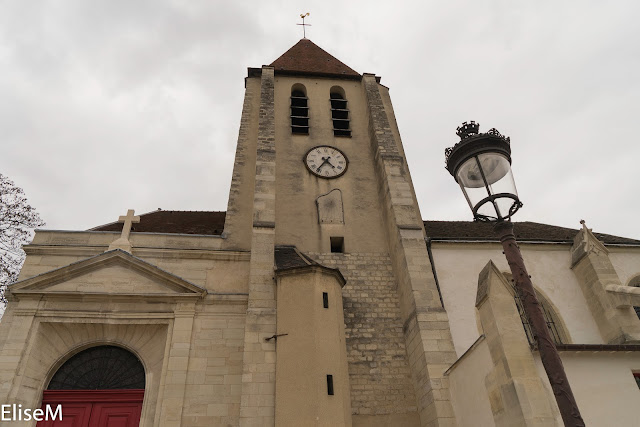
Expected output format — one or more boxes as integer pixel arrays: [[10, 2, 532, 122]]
[[1, 39, 640, 426]]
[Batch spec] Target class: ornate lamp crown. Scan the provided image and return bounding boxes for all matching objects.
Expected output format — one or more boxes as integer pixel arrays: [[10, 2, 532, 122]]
[[456, 121, 480, 140], [445, 121, 512, 173]]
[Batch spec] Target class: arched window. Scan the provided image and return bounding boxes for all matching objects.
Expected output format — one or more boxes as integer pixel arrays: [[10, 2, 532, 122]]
[[41, 346, 145, 426], [330, 87, 351, 137], [291, 85, 309, 135], [503, 273, 567, 345], [628, 275, 640, 319], [48, 345, 145, 390]]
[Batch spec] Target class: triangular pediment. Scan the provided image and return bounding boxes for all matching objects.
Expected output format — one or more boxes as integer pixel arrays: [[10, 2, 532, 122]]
[[10, 249, 206, 298]]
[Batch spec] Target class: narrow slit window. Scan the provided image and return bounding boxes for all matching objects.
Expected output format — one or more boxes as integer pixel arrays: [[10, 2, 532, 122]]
[[326, 375, 334, 395], [330, 92, 351, 137], [291, 89, 309, 134], [330, 237, 344, 253], [323, 292, 329, 308]]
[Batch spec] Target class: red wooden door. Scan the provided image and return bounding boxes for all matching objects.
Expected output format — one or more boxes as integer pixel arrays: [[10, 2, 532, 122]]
[[36, 404, 91, 427], [37, 390, 143, 427]]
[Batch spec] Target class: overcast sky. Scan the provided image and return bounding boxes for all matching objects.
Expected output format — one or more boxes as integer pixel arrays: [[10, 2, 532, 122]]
[[1, 0, 639, 240]]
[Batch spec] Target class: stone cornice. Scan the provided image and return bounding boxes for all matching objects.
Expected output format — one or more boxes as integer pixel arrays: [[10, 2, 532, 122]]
[[24, 245, 251, 261], [32, 311, 177, 320], [605, 284, 640, 308], [540, 344, 640, 352], [12, 291, 203, 300]]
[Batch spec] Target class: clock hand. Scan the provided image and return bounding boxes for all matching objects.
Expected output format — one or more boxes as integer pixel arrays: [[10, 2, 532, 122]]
[[320, 156, 335, 168], [317, 158, 330, 172], [316, 157, 335, 172]]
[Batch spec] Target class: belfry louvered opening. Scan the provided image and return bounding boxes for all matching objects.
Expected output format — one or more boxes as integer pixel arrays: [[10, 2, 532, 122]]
[[291, 88, 309, 134], [330, 91, 351, 137]]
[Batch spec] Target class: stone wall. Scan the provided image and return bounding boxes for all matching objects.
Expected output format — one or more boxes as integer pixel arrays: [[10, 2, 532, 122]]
[[180, 312, 246, 426], [310, 252, 418, 420]]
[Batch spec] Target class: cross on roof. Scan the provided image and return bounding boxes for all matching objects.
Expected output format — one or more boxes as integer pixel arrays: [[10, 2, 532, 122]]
[[118, 209, 140, 240], [108, 209, 140, 253], [297, 13, 311, 39]]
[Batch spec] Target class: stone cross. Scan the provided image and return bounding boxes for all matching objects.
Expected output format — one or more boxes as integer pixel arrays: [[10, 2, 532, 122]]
[[108, 209, 140, 253]]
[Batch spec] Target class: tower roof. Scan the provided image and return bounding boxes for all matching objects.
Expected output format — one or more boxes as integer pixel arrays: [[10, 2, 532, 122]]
[[269, 39, 360, 79]]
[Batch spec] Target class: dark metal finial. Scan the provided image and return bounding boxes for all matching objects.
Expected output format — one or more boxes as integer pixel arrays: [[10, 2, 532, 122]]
[[297, 13, 311, 38], [456, 121, 480, 140], [445, 122, 512, 173]]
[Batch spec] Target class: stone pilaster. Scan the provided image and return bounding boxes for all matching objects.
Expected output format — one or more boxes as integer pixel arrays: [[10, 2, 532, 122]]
[[476, 261, 559, 427], [239, 66, 277, 427], [0, 295, 39, 404], [570, 222, 640, 343], [362, 73, 457, 427], [159, 302, 196, 427]]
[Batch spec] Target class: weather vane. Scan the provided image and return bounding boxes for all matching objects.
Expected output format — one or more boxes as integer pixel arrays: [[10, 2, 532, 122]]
[[297, 13, 311, 38]]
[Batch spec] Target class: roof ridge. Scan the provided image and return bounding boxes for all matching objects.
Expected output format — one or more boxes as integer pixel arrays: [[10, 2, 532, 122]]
[[423, 220, 640, 244], [149, 210, 226, 213], [86, 213, 638, 243]]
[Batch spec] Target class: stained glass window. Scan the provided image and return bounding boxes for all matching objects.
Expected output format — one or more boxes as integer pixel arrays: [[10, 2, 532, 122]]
[[47, 345, 145, 390]]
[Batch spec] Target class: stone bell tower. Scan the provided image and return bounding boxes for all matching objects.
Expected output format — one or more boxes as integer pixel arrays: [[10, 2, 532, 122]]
[[224, 39, 458, 426]]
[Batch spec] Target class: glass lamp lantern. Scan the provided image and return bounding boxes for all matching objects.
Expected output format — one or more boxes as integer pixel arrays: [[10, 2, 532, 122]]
[[444, 122, 585, 425], [445, 121, 522, 221]]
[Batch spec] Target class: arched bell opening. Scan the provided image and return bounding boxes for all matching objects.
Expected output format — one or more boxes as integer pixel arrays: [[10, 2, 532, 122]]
[[291, 84, 309, 135], [329, 86, 351, 137]]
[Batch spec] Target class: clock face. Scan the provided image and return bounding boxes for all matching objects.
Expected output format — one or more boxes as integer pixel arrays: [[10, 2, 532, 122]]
[[304, 146, 348, 179]]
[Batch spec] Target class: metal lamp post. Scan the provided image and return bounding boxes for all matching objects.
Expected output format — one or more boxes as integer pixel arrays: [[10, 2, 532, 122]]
[[445, 121, 585, 427]]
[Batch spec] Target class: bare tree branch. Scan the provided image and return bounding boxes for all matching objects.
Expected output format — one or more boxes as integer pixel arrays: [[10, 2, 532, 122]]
[[0, 174, 45, 306]]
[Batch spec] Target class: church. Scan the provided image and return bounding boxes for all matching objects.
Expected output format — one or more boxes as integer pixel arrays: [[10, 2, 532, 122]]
[[1, 38, 640, 426]]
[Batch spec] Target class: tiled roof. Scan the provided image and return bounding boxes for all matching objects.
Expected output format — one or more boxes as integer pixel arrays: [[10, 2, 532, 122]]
[[424, 220, 640, 245], [274, 245, 346, 285], [89, 210, 226, 235], [274, 245, 319, 271], [269, 39, 360, 79], [88, 211, 639, 245]]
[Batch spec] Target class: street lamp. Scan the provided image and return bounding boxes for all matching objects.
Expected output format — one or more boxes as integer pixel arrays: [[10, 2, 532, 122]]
[[445, 121, 585, 427], [445, 121, 521, 222]]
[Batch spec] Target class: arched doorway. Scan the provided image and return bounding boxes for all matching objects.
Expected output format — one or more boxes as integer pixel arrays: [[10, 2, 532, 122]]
[[37, 345, 145, 427]]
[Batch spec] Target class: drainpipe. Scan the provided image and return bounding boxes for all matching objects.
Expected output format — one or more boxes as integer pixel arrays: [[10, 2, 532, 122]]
[[425, 237, 445, 308]]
